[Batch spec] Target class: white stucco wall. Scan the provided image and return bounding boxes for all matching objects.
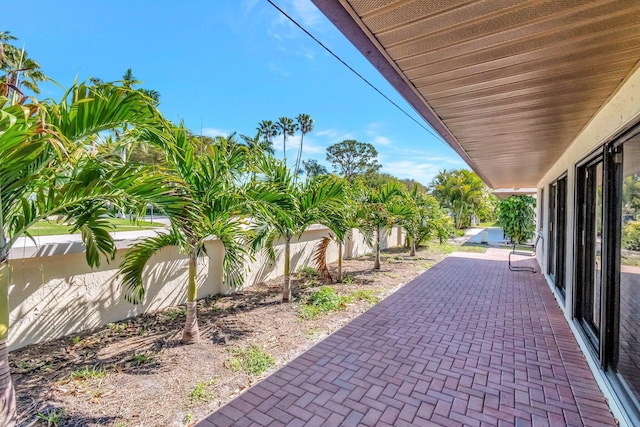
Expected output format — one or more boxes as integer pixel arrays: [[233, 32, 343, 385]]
[[7, 226, 402, 351], [535, 64, 640, 427], [536, 63, 640, 313]]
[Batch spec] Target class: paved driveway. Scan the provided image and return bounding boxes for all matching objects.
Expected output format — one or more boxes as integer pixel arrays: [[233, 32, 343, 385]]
[[197, 249, 616, 426]]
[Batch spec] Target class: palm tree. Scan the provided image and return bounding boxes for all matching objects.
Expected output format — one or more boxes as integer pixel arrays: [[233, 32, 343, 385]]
[[356, 181, 410, 270], [397, 184, 452, 256], [119, 126, 250, 344], [431, 169, 485, 229], [275, 117, 298, 164], [257, 120, 277, 155], [294, 114, 313, 178], [249, 157, 345, 302], [0, 82, 188, 426], [0, 32, 47, 101], [241, 130, 273, 155], [319, 183, 355, 282]]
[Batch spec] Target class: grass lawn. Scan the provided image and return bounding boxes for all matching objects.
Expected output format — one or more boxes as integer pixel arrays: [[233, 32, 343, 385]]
[[26, 218, 165, 236], [478, 221, 499, 227]]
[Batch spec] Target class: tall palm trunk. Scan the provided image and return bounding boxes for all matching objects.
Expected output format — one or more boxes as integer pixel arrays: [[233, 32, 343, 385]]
[[337, 242, 343, 283], [182, 250, 200, 344], [283, 238, 291, 302], [0, 262, 16, 427], [410, 235, 416, 257], [282, 134, 287, 164], [373, 228, 381, 270], [294, 133, 304, 177]]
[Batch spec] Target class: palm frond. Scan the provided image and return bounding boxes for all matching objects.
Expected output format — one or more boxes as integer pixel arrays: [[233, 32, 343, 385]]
[[120, 232, 182, 304], [313, 236, 332, 283]]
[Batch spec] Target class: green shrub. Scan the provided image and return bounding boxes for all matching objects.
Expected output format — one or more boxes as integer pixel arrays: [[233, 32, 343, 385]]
[[229, 346, 275, 376], [308, 286, 347, 311], [69, 366, 107, 381], [298, 304, 321, 320], [298, 286, 351, 319], [623, 221, 640, 251], [497, 195, 536, 244], [297, 266, 318, 279], [341, 275, 356, 285], [351, 289, 380, 304], [188, 379, 217, 404], [37, 408, 66, 427]]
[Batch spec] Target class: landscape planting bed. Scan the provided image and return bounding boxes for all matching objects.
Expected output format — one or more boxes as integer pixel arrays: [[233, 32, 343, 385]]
[[11, 243, 470, 427]]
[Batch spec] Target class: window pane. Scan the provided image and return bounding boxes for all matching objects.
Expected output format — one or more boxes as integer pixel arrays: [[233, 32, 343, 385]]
[[618, 134, 640, 403], [593, 162, 603, 331]]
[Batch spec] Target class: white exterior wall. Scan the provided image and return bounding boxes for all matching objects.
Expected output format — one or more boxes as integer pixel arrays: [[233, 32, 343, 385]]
[[7, 226, 402, 351], [535, 65, 640, 427]]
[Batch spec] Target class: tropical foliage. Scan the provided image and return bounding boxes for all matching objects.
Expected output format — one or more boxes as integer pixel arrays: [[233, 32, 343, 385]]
[[0, 30, 476, 426], [0, 81, 188, 426], [430, 169, 493, 229], [622, 221, 640, 251], [354, 181, 411, 270], [119, 126, 251, 344], [398, 184, 455, 256], [0, 31, 46, 100], [497, 195, 536, 244], [249, 156, 345, 302]]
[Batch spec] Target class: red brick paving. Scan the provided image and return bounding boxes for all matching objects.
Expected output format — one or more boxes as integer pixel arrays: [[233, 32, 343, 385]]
[[196, 249, 617, 426]]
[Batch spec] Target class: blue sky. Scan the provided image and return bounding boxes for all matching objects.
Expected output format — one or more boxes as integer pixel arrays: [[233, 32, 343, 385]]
[[5, 0, 465, 185]]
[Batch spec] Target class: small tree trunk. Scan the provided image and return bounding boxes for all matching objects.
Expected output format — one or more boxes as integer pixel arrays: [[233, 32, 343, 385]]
[[410, 236, 416, 257], [182, 251, 200, 344], [337, 242, 343, 283], [0, 263, 16, 427], [283, 238, 291, 303], [373, 228, 381, 270]]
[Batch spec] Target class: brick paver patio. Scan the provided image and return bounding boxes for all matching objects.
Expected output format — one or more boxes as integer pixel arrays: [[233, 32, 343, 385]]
[[197, 249, 617, 426]]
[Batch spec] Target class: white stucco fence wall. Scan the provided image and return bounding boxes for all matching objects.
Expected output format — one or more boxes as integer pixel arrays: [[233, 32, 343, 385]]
[[6, 226, 404, 351]]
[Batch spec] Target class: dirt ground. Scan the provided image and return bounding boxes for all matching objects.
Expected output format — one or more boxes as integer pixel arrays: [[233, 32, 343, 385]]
[[11, 243, 477, 427]]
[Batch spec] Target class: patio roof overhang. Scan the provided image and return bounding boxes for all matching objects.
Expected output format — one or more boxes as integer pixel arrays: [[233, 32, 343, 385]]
[[311, 0, 640, 188]]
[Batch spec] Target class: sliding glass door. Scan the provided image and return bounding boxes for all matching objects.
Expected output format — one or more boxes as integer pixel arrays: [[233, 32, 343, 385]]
[[548, 176, 567, 297], [612, 133, 640, 415], [574, 127, 640, 421], [576, 156, 604, 350]]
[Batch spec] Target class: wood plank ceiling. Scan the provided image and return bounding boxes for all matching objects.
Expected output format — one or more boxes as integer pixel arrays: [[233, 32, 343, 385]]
[[312, 0, 640, 187]]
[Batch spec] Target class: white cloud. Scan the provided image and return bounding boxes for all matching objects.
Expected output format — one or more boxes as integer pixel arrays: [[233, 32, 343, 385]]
[[265, 0, 326, 62], [315, 128, 354, 142], [365, 122, 392, 146], [202, 127, 230, 137], [373, 135, 391, 146], [289, 0, 323, 28], [382, 160, 443, 184]]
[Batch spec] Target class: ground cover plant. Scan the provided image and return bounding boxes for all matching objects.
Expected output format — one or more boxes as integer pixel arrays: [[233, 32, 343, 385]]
[[10, 243, 459, 426]]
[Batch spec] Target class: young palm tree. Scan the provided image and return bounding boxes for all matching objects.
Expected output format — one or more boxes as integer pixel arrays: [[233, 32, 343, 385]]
[[316, 181, 357, 282], [397, 184, 452, 256], [431, 169, 485, 229], [0, 82, 187, 427], [356, 181, 411, 270], [249, 157, 345, 302], [119, 126, 250, 344], [257, 120, 277, 155], [275, 117, 297, 164], [294, 114, 313, 178]]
